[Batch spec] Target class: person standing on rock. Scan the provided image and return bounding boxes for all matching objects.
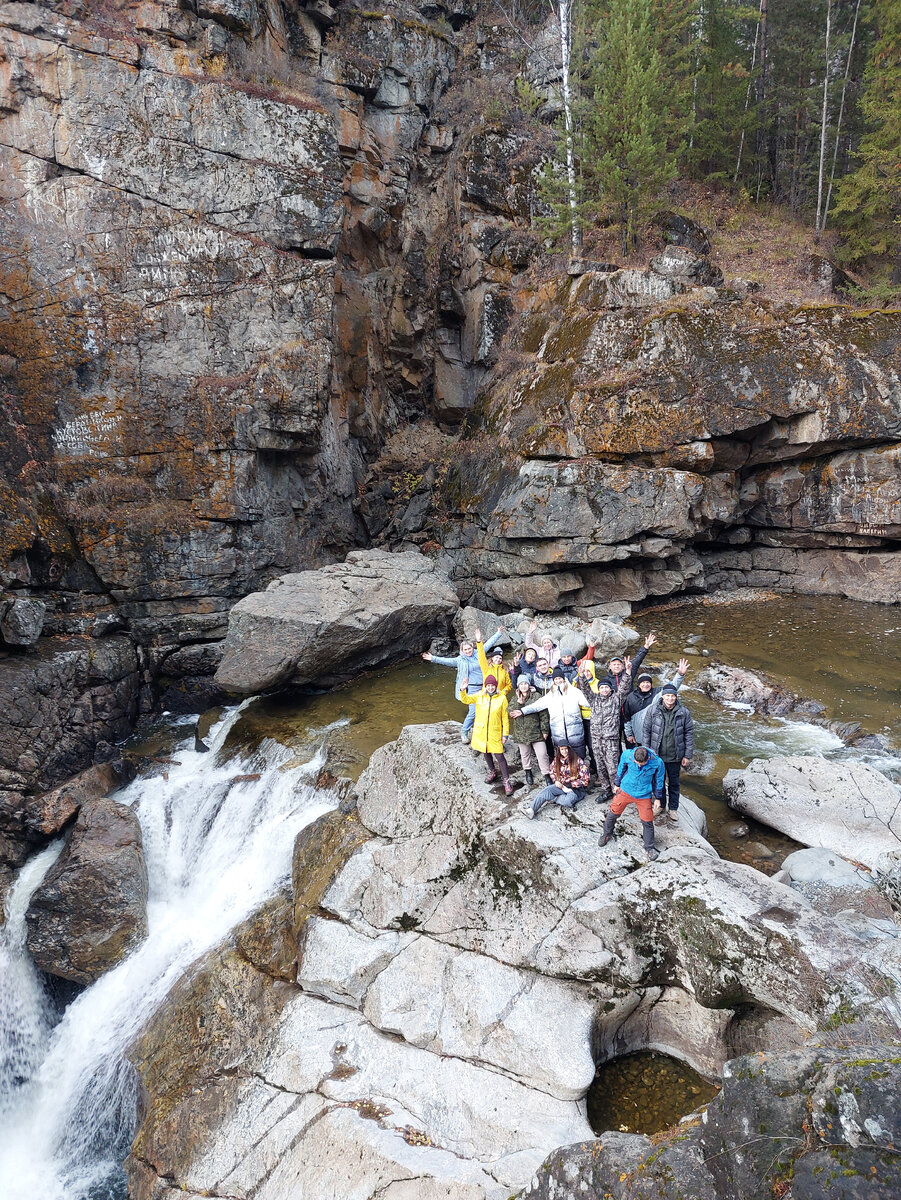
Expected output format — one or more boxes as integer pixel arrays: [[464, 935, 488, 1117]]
[[531, 656, 554, 695], [624, 659, 690, 747], [475, 629, 513, 697], [556, 647, 579, 683], [459, 673, 514, 796], [528, 745, 590, 818], [579, 668, 635, 804], [599, 745, 665, 860], [511, 676, 552, 788], [423, 628, 503, 744], [575, 658, 600, 780], [641, 685, 694, 826], [526, 620, 560, 668], [510, 667, 587, 761], [512, 646, 538, 687]]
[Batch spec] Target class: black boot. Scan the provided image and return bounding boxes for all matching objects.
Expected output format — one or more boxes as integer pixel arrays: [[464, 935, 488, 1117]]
[[544, 774, 553, 786], [525, 768, 534, 787]]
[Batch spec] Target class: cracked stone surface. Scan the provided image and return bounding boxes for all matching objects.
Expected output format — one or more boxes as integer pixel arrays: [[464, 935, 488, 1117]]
[[128, 723, 901, 1200], [724, 755, 901, 870]]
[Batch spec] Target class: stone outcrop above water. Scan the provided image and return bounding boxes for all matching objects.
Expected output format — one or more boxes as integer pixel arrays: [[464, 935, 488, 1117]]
[[128, 722, 901, 1200], [519, 1043, 901, 1200], [0, 634, 140, 900], [216, 550, 458, 694], [26, 796, 148, 984], [723, 756, 901, 870]]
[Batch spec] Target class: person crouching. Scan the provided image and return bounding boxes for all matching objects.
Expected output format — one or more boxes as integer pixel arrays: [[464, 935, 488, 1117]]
[[598, 745, 665, 861], [529, 744, 589, 818], [459, 673, 513, 796]]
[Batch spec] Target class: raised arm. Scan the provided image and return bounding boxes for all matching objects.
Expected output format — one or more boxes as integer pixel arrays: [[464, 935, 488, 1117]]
[[426, 652, 461, 668], [519, 693, 551, 717], [458, 688, 479, 705], [483, 627, 504, 653]]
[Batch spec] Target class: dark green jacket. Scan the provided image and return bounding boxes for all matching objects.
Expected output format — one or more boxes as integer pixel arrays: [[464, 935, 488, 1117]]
[[512, 704, 550, 745]]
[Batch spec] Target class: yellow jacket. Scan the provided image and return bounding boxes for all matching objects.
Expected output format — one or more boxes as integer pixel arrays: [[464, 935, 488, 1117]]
[[459, 686, 510, 754], [575, 661, 596, 718], [477, 641, 512, 697]]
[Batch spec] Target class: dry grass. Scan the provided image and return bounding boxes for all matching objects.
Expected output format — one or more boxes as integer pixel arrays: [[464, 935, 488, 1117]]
[[578, 181, 869, 304]]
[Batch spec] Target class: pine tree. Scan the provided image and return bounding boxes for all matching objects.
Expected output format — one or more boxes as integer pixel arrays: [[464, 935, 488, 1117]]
[[582, 0, 682, 254], [833, 0, 901, 284]]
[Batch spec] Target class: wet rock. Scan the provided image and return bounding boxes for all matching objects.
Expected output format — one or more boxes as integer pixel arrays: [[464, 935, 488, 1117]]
[[0, 634, 140, 869], [695, 663, 797, 715], [853, 734, 893, 753], [26, 796, 148, 984], [215, 550, 458, 695], [23, 760, 135, 839], [723, 756, 901, 870], [0, 596, 45, 646], [725, 821, 749, 839], [520, 1045, 901, 1199]]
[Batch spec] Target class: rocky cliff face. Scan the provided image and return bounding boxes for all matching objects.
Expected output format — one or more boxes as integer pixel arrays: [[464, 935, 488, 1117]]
[[434, 278, 901, 609], [0, 0, 540, 794], [2, 2, 900, 822]]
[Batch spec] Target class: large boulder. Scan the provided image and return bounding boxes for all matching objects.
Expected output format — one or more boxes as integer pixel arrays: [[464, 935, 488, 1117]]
[[723, 756, 901, 869], [215, 549, 459, 695], [26, 796, 148, 984]]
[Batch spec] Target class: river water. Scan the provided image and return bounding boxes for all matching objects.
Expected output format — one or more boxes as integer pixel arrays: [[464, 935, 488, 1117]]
[[0, 594, 899, 1191], [0, 707, 335, 1200]]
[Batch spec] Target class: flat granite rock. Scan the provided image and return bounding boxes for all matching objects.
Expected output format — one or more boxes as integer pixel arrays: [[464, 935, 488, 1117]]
[[723, 755, 901, 869], [215, 549, 459, 694]]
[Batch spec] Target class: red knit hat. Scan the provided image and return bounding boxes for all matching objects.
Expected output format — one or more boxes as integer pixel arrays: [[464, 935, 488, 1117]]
[[485, 674, 498, 687]]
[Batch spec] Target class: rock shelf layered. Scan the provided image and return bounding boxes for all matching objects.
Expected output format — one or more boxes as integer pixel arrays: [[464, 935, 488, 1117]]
[[127, 721, 900, 1200]]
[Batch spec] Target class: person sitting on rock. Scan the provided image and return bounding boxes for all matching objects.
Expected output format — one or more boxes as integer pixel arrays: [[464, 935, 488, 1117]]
[[624, 658, 690, 747], [528, 744, 589, 818], [475, 628, 513, 697], [511, 666, 587, 761], [511, 676, 552, 788], [423, 628, 503, 744], [459, 672, 513, 796], [641, 684, 694, 826], [525, 619, 560, 668], [599, 745, 665, 861]]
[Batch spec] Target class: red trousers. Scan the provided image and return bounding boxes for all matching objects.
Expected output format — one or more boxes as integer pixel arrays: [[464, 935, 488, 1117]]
[[609, 789, 654, 823]]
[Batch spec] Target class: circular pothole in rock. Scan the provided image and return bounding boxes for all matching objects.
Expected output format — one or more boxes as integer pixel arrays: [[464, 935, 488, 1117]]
[[587, 1050, 720, 1136]]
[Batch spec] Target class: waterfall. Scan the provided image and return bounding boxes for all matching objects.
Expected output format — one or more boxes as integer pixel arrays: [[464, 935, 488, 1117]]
[[0, 706, 336, 1200]]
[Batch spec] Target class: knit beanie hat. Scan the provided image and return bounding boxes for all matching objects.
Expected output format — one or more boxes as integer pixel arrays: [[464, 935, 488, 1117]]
[[552, 666, 566, 679], [636, 673, 653, 685], [485, 674, 498, 687], [661, 683, 678, 696], [598, 677, 615, 692]]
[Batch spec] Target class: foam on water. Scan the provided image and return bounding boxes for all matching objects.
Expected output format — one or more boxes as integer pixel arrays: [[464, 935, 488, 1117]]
[[0, 705, 335, 1200]]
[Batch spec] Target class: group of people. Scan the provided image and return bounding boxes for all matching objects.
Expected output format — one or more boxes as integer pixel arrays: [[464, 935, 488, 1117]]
[[422, 620, 695, 861]]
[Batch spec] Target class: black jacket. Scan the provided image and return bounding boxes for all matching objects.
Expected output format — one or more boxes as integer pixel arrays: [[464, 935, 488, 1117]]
[[641, 700, 694, 762]]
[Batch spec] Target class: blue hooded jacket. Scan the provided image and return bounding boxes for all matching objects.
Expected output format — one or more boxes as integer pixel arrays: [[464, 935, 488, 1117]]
[[430, 630, 503, 694], [615, 747, 665, 800]]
